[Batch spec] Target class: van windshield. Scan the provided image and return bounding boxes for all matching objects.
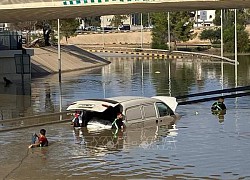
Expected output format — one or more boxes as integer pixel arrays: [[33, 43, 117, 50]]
[[156, 102, 174, 117]]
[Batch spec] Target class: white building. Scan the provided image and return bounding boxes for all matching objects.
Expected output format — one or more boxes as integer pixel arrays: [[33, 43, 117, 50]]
[[0, 23, 10, 31], [194, 10, 216, 28], [100, 15, 131, 28]]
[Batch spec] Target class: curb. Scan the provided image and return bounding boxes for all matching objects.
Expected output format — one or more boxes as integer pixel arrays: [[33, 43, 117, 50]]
[[87, 49, 183, 59]]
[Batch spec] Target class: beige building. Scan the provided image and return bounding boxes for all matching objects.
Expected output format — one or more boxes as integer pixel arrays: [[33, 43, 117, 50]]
[[100, 15, 131, 28], [0, 23, 10, 31]]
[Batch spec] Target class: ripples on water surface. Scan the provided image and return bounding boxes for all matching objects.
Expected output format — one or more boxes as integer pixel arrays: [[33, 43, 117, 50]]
[[0, 56, 250, 179]]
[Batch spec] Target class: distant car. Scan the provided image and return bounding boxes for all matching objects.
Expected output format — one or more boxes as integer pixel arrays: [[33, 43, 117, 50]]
[[118, 24, 131, 31], [84, 26, 96, 31], [66, 96, 179, 129], [75, 29, 84, 34], [102, 26, 114, 32]]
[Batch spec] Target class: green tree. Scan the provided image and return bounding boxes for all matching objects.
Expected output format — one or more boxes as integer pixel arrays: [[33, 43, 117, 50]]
[[200, 28, 221, 44], [110, 15, 129, 27], [51, 19, 80, 43], [213, 9, 250, 52], [214, 9, 249, 27], [151, 12, 169, 49], [151, 11, 194, 50], [224, 25, 249, 53], [171, 11, 194, 43], [9, 21, 49, 45]]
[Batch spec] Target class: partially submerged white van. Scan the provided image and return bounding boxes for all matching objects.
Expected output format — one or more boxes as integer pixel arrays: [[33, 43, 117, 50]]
[[66, 96, 179, 129]]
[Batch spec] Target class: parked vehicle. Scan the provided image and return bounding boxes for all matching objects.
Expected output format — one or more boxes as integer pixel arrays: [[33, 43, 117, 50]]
[[84, 26, 96, 31], [66, 96, 179, 129], [118, 24, 131, 31]]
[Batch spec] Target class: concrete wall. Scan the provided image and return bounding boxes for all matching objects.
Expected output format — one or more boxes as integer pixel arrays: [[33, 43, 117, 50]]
[[0, 50, 33, 119], [0, 50, 32, 83]]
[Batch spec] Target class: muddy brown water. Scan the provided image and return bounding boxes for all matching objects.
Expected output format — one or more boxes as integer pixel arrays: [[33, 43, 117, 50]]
[[1, 55, 250, 179]]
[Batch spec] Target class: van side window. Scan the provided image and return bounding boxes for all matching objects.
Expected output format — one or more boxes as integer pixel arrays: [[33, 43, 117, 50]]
[[143, 104, 156, 118], [126, 106, 142, 121], [156, 102, 174, 117]]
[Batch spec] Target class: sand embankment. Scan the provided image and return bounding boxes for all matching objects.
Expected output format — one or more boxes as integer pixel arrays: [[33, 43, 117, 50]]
[[60, 29, 213, 46], [61, 31, 152, 45], [61, 25, 250, 46]]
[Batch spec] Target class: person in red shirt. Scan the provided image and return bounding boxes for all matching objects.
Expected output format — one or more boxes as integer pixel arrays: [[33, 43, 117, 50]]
[[28, 129, 48, 148]]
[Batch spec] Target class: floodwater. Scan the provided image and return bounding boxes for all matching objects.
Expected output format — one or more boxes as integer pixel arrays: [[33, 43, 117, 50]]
[[0, 54, 250, 179]]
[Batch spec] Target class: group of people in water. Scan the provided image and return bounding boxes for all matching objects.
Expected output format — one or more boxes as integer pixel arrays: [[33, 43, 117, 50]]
[[71, 110, 124, 130], [28, 97, 226, 148]]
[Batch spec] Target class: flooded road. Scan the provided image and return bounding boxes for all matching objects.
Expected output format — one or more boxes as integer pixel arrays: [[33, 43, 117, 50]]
[[0, 55, 250, 179]]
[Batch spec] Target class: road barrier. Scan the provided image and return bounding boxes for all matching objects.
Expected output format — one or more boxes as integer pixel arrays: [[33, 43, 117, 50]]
[[177, 85, 250, 105], [82, 46, 237, 63], [0, 112, 71, 132]]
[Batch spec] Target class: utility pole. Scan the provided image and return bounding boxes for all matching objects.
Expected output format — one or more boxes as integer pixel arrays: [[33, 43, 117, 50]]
[[141, 13, 143, 48], [57, 19, 61, 83], [234, 9, 238, 87], [58, 18, 62, 118], [221, 9, 224, 91], [168, 12, 171, 52]]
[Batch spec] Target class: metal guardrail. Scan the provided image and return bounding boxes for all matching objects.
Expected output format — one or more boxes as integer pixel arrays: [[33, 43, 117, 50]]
[[76, 29, 151, 35], [0, 111, 72, 132], [83, 46, 237, 64], [172, 50, 238, 64], [176, 85, 250, 99]]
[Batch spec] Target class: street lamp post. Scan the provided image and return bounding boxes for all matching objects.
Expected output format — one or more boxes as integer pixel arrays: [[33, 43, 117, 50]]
[[102, 16, 105, 48], [168, 12, 171, 52], [221, 9, 224, 91], [58, 19, 61, 83], [58, 18, 62, 119], [141, 13, 143, 49], [221, 9, 224, 58], [235, 9, 238, 87]]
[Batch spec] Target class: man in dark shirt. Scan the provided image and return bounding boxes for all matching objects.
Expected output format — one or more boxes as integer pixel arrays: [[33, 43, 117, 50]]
[[112, 113, 124, 130], [211, 97, 227, 111]]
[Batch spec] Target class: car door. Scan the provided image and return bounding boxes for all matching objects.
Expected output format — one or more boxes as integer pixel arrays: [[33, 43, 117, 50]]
[[124, 105, 144, 128], [141, 103, 158, 127], [155, 102, 175, 125]]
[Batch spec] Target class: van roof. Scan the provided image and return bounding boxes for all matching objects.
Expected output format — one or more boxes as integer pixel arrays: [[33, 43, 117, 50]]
[[67, 96, 177, 113]]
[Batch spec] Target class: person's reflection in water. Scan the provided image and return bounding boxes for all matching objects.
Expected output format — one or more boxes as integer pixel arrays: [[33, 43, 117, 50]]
[[218, 114, 225, 124], [73, 127, 84, 144], [45, 83, 54, 112], [212, 110, 226, 124]]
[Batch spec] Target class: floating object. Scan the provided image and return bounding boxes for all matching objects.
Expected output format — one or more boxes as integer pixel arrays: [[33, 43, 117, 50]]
[[155, 71, 160, 74], [195, 111, 199, 115]]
